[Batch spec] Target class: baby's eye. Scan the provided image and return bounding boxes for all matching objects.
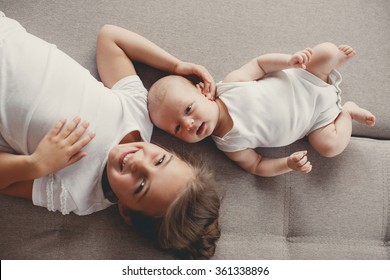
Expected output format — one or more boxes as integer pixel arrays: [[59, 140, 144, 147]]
[[156, 155, 166, 166], [185, 105, 192, 114], [134, 180, 145, 194], [175, 125, 181, 133]]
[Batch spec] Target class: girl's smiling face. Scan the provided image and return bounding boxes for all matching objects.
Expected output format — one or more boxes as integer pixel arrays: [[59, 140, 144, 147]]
[[106, 142, 194, 216]]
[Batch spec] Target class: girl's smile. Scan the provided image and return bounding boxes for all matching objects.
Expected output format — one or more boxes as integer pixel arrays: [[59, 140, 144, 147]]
[[119, 149, 139, 171], [106, 142, 194, 216]]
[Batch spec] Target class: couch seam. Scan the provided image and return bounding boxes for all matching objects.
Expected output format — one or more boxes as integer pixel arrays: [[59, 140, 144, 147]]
[[283, 146, 292, 259], [381, 148, 385, 244], [286, 235, 385, 246], [384, 147, 390, 246]]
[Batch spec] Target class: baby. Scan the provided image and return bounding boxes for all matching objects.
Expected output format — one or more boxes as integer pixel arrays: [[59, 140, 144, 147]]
[[147, 42, 376, 177]]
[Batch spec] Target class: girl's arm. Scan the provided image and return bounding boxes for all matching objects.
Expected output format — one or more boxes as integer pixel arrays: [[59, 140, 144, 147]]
[[223, 48, 313, 83], [224, 148, 312, 177], [96, 24, 215, 95], [0, 180, 33, 200], [0, 152, 42, 190], [0, 118, 94, 189]]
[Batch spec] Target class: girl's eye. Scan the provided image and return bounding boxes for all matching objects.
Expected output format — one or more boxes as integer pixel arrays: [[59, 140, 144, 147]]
[[134, 180, 145, 194], [175, 125, 181, 133], [185, 105, 192, 114], [156, 155, 166, 166]]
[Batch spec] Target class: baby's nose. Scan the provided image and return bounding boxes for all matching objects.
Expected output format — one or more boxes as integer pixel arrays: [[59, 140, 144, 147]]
[[184, 118, 195, 131]]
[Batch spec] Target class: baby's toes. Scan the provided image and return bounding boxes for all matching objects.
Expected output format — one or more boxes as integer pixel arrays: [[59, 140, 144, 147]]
[[338, 44, 350, 50], [366, 115, 376, 126], [346, 48, 356, 57], [339, 44, 355, 56]]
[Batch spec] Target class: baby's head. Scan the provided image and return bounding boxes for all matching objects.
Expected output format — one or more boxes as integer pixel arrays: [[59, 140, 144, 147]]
[[148, 75, 219, 143]]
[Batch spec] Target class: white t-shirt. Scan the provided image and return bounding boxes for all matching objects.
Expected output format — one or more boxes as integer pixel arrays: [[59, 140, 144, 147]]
[[212, 68, 342, 152], [0, 16, 153, 215]]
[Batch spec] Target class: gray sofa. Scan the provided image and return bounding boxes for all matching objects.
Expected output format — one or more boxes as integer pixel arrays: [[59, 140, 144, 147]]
[[1, 0, 389, 260]]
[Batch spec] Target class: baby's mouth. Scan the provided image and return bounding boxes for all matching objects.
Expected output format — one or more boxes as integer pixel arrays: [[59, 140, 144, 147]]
[[196, 122, 205, 136]]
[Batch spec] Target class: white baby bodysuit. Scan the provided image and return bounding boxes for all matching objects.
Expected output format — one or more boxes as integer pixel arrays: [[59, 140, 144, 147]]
[[212, 68, 342, 152]]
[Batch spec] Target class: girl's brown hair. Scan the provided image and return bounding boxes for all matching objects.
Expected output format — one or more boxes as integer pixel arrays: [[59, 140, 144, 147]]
[[128, 155, 221, 259]]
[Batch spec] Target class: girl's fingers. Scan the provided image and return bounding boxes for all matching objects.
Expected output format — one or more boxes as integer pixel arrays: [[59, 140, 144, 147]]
[[69, 131, 96, 155], [48, 119, 66, 138], [66, 120, 90, 145], [195, 66, 215, 96], [58, 116, 81, 139], [51, 117, 95, 160], [68, 151, 87, 165]]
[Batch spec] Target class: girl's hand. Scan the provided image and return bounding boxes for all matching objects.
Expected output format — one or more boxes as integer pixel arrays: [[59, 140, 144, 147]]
[[31, 117, 95, 177], [289, 48, 313, 69], [287, 150, 312, 173], [174, 61, 216, 100]]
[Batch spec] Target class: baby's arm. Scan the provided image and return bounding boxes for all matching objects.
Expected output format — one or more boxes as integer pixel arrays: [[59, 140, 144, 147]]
[[0, 117, 94, 190], [223, 48, 313, 83], [225, 148, 312, 177]]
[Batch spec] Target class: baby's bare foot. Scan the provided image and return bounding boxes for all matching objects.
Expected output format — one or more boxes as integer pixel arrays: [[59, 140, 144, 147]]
[[344, 101, 376, 126], [337, 45, 356, 67]]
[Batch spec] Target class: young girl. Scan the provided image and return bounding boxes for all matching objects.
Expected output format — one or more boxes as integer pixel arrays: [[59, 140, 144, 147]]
[[0, 13, 220, 259], [148, 42, 376, 177]]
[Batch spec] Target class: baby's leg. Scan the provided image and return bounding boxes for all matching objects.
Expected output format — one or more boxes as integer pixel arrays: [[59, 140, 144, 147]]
[[308, 101, 375, 157], [343, 101, 376, 126], [305, 42, 355, 82], [308, 110, 352, 157]]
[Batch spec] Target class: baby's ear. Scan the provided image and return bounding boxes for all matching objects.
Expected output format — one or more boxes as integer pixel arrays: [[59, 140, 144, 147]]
[[118, 203, 132, 225], [196, 82, 215, 101], [195, 82, 205, 93]]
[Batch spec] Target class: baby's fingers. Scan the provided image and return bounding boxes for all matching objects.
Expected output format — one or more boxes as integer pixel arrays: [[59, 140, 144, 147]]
[[296, 155, 308, 167], [302, 48, 313, 64], [295, 48, 312, 68], [299, 160, 312, 173], [293, 150, 312, 173], [292, 150, 307, 162]]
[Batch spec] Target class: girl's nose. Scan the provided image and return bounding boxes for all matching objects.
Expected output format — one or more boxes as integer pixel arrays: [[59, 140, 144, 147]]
[[128, 149, 150, 172]]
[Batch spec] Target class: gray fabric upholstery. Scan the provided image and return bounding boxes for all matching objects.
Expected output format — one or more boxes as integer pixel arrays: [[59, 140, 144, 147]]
[[0, 0, 389, 259]]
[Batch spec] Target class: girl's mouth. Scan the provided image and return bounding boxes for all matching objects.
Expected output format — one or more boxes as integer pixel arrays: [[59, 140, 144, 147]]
[[119, 150, 138, 171]]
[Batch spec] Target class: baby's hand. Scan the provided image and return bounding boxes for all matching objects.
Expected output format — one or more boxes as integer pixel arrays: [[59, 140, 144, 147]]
[[287, 150, 312, 174], [289, 48, 313, 69], [31, 117, 95, 177]]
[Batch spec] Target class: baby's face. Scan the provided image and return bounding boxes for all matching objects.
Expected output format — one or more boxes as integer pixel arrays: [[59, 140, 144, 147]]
[[150, 80, 219, 143]]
